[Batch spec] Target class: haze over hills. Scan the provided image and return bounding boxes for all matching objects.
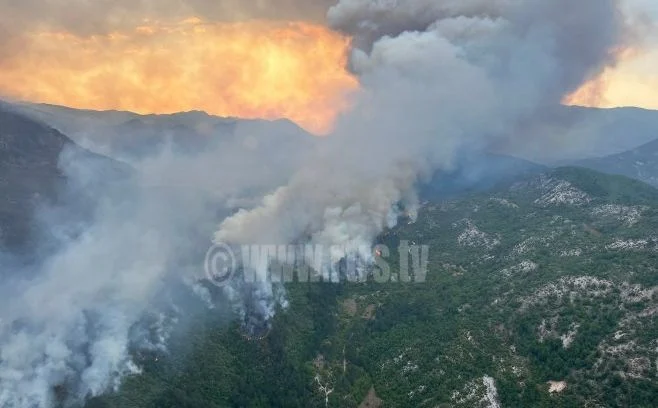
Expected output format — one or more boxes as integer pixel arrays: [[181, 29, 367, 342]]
[[11, 102, 314, 163], [0, 106, 239, 408], [11, 99, 658, 211], [576, 138, 658, 187], [12, 102, 658, 166], [521, 105, 658, 162], [6, 101, 550, 202], [12, 101, 658, 202], [0, 102, 130, 252]]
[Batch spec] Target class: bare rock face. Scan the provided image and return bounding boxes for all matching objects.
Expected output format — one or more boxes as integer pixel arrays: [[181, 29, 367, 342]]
[[548, 381, 567, 394]]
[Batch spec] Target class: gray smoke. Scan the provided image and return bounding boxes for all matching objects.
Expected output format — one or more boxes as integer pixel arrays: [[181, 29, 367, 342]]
[[0, 121, 311, 406], [215, 0, 627, 281]]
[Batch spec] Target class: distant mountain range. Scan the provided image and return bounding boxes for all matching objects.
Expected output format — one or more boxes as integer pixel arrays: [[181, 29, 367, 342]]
[[530, 105, 658, 161], [9, 102, 658, 167], [10, 102, 313, 162], [9, 100, 658, 206], [420, 152, 546, 200], [575, 138, 658, 187]]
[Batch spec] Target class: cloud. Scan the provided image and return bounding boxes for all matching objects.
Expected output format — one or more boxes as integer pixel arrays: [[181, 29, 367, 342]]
[[0, 0, 338, 64], [0, 0, 336, 35]]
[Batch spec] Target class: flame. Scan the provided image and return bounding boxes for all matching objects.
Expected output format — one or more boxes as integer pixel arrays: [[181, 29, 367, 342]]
[[0, 19, 359, 134]]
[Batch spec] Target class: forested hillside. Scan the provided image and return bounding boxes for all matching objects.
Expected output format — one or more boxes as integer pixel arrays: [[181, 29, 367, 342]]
[[91, 167, 658, 407]]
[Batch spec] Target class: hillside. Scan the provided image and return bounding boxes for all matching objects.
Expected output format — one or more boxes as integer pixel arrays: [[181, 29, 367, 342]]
[[540, 106, 658, 160], [90, 167, 658, 408], [420, 152, 545, 199], [0, 103, 131, 252], [10, 103, 314, 162], [577, 138, 658, 187]]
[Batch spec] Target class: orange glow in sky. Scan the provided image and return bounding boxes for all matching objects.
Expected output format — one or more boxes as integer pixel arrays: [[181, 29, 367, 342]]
[[0, 19, 359, 135], [564, 47, 658, 110]]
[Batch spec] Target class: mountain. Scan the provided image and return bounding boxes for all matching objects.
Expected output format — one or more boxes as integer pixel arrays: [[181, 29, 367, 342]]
[[90, 167, 658, 408], [0, 102, 130, 252], [497, 105, 658, 163], [544, 106, 658, 159], [12, 103, 658, 165], [11, 103, 314, 162], [576, 138, 658, 187], [421, 152, 546, 199]]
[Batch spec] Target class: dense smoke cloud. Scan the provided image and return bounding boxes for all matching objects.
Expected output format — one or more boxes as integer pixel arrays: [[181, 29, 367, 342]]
[[215, 0, 627, 278], [330, 0, 624, 100], [0, 118, 313, 406]]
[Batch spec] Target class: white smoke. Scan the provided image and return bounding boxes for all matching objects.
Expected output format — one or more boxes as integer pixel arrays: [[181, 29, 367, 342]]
[[214, 0, 627, 303], [0, 121, 311, 406]]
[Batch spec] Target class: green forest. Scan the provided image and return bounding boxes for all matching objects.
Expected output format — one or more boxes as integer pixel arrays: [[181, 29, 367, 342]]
[[88, 168, 658, 407]]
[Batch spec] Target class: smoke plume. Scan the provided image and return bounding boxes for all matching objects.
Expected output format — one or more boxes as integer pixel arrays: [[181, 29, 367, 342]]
[[0, 119, 311, 406], [215, 0, 627, 288]]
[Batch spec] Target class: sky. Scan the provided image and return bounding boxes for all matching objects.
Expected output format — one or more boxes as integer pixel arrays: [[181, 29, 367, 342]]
[[574, 0, 658, 109], [0, 0, 657, 128]]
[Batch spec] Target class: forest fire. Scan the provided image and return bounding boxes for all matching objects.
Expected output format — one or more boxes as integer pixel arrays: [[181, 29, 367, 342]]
[[0, 18, 359, 134]]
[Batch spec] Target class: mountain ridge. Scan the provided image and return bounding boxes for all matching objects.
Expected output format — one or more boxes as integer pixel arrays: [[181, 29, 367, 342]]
[[576, 138, 658, 187], [0, 102, 131, 252], [10, 102, 658, 164]]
